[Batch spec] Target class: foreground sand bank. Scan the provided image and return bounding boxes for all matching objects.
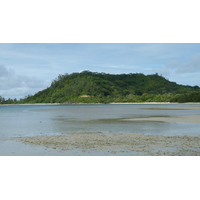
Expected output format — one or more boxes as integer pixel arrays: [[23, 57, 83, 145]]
[[12, 132, 200, 156]]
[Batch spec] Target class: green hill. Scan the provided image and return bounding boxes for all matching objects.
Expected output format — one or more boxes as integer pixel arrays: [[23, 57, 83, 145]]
[[17, 71, 200, 104]]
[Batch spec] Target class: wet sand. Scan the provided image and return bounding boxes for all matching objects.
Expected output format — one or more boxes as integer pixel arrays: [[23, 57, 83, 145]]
[[122, 115, 200, 123], [11, 132, 200, 156]]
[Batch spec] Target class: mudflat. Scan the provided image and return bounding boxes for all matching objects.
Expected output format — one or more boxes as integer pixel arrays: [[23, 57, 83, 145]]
[[11, 132, 200, 156]]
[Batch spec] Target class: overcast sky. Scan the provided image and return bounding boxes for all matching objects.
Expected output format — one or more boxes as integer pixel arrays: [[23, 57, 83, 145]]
[[1, 43, 200, 99]]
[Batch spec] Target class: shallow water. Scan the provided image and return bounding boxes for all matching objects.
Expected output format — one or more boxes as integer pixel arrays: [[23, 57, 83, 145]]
[[1, 104, 200, 138], [1, 104, 200, 155]]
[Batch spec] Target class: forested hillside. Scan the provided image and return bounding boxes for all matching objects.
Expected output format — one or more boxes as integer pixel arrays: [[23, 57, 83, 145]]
[[11, 71, 200, 104]]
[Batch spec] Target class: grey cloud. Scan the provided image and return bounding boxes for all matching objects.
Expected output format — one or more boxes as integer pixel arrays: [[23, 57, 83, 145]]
[[0, 65, 14, 77], [177, 55, 200, 73], [165, 60, 181, 68], [165, 55, 200, 74], [0, 65, 49, 99]]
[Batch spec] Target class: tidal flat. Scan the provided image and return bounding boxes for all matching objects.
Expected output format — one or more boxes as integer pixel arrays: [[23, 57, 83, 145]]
[[1, 103, 200, 156], [121, 114, 200, 123], [11, 132, 200, 156]]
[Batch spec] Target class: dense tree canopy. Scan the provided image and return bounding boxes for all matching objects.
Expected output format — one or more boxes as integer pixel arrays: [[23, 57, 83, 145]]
[[1, 71, 200, 104]]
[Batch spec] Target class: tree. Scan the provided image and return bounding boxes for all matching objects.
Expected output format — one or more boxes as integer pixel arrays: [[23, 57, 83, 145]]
[[0, 96, 5, 103]]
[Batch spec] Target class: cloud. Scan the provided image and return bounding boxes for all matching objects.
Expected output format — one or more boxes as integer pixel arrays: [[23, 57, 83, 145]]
[[159, 55, 200, 86], [164, 54, 200, 74], [176, 55, 200, 74], [0, 65, 49, 99], [0, 65, 15, 77]]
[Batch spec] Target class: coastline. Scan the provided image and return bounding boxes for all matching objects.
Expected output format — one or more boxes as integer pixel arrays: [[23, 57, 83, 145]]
[[2, 102, 200, 106], [110, 102, 200, 105]]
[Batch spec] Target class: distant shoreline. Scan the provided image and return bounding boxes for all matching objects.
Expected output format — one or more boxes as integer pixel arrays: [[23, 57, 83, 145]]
[[2, 102, 200, 105], [110, 102, 200, 105]]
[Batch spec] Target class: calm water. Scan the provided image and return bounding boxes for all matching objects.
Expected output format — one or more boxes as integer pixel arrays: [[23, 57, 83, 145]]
[[1, 104, 200, 155]]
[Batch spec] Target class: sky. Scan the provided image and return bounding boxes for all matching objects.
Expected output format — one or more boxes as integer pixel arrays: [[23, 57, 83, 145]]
[[1, 43, 200, 99]]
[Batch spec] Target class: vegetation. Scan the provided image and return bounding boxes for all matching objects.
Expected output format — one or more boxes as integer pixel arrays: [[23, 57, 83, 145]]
[[0, 96, 5, 103], [1, 71, 200, 104], [0, 96, 18, 104]]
